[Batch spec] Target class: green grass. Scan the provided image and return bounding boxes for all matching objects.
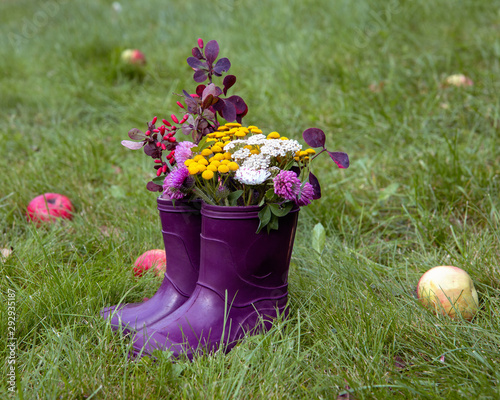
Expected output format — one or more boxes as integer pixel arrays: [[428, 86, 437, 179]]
[[1, 0, 500, 398]]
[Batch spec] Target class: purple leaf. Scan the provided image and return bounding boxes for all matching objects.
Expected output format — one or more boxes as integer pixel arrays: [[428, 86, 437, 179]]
[[202, 94, 214, 109], [143, 142, 161, 158], [183, 90, 198, 112], [309, 172, 322, 199], [327, 151, 350, 169], [226, 95, 247, 114], [121, 140, 145, 150], [213, 58, 231, 75], [195, 85, 205, 97], [223, 75, 236, 95], [303, 128, 326, 148], [191, 47, 203, 60], [221, 100, 237, 122], [146, 181, 163, 192], [193, 69, 207, 83], [128, 128, 146, 140], [205, 40, 219, 64], [203, 108, 215, 120], [186, 57, 205, 70], [182, 124, 194, 136], [202, 83, 223, 101]]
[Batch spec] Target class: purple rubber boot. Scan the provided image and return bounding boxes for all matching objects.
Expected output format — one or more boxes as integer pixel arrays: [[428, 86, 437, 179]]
[[132, 202, 299, 359], [100, 198, 201, 334]]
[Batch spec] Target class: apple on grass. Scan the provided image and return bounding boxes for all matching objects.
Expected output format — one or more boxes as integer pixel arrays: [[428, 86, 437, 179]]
[[133, 249, 166, 277], [26, 193, 73, 224], [121, 49, 146, 66], [417, 266, 479, 320]]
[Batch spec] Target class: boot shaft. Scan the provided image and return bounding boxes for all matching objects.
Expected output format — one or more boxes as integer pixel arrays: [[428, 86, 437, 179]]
[[157, 198, 202, 296], [197, 203, 299, 306]]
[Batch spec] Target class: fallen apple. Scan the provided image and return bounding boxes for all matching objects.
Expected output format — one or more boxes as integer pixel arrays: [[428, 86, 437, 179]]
[[417, 266, 479, 320], [445, 74, 473, 87], [26, 193, 73, 224], [133, 249, 166, 277], [121, 49, 146, 66]]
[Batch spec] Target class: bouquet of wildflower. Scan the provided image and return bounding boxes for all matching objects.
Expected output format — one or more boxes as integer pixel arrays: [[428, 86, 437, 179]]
[[122, 39, 349, 232]]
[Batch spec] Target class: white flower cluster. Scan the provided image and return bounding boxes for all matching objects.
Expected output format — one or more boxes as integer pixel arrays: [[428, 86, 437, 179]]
[[231, 147, 251, 161], [242, 154, 271, 170], [246, 134, 267, 145], [226, 133, 302, 186], [260, 139, 301, 157], [234, 167, 271, 185]]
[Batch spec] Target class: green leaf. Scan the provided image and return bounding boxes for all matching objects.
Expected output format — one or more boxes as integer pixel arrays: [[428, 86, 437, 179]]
[[312, 222, 326, 254], [191, 136, 210, 153], [256, 205, 271, 234], [269, 202, 293, 217], [268, 214, 279, 232], [152, 175, 165, 185], [227, 190, 243, 206]]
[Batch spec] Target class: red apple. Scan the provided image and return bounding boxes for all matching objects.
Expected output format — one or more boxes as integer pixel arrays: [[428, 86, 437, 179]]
[[417, 266, 479, 320], [121, 49, 146, 66], [133, 249, 166, 277], [26, 193, 73, 224]]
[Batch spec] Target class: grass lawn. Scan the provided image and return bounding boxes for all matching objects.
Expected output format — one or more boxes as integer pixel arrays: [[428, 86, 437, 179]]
[[1, 0, 499, 398]]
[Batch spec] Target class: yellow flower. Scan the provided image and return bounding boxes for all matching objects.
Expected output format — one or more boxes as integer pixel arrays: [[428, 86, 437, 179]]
[[235, 131, 246, 137], [250, 128, 263, 134], [217, 126, 229, 131], [213, 153, 225, 161], [218, 164, 230, 173], [280, 136, 289, 140], [193, 155, 205, 162], [250, 149, 260, 155], [222, 136, 230, 141], [299, 151, 308, 157], [228, 162, 239, 171], [247, 125, 258, 130], [197, 158, 208, 166], [306, 148, 316, 154], [188, 164, 200, 175], [212, 145, 223, 153], [214, 141, 225, 148], [267, 131, 280, 139], [201, 148, 213, 156], [220, 159, 230, 165], [202, 170, 214, 179], [210, 160, 221, 168], [226, 122, 241, 127], [223, 152, 232, 160], [184, 159, 195, 167], [244, 145, 253, 150], [206, 138, 217, 142], [197, 164, 207, 172], [207, 164, 218, 172]]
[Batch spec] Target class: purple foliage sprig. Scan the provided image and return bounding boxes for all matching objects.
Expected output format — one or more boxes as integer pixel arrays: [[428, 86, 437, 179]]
[[121, 38, 248, 192]]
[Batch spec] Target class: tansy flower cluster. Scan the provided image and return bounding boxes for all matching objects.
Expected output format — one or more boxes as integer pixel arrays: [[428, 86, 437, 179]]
[[162, 122, 320, 211]]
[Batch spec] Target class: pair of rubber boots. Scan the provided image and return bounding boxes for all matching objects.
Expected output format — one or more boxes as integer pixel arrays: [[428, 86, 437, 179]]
[[101, 198, 299, 359]]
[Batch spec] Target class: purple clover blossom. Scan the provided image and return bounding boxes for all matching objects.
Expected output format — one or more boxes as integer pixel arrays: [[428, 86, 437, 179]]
[[174, 141, 196, 166], [296, 182, 314, 207], [273, 170, 301, 201], [163, 166, 191, 199]]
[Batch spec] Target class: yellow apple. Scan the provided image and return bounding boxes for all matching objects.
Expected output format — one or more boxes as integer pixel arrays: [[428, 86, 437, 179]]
[[417, 266, 479, 320]]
